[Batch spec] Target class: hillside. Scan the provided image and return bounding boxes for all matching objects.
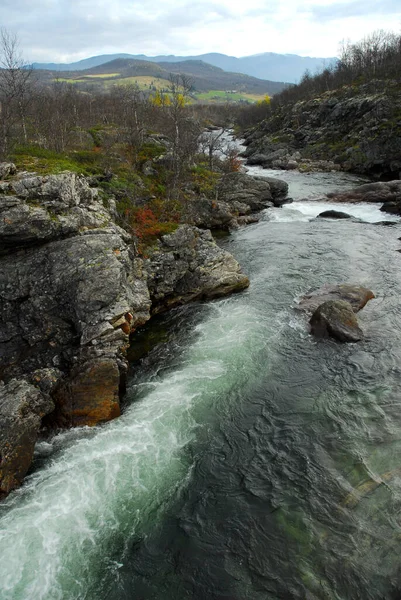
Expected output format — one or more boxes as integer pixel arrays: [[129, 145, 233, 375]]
[[36, 57, 288, 99], [32, 51, 334, 83], [242, 79, 401, 179], [240, 32, 401, 180]]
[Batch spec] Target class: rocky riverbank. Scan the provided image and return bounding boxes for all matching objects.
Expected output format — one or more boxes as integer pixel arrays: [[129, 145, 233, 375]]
[[0, 165, 287, 497], [241, 80, 401, 180]]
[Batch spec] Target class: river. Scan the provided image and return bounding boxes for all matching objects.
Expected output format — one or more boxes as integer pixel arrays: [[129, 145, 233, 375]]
[[1, 153, 401, 599]]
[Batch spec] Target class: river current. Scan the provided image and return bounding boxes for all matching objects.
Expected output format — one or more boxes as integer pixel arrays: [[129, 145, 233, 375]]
[[1, 157, 401, 599]]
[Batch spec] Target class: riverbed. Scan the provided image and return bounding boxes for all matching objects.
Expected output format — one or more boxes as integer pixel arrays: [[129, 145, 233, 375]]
[[1, 160, 401, 599]]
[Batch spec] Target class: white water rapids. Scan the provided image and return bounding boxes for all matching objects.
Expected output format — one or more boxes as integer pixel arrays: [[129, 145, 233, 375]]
[[1, 139, 400, 599]]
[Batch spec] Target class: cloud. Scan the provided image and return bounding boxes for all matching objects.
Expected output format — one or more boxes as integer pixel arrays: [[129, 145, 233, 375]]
[[0, 0, 400, 62], [309, 0, 401, 21]]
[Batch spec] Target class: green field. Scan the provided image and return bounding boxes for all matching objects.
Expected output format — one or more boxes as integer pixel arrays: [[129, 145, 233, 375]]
[[113, 76, 172, 89], [194, 90, 265, 103], [84, 73, 120, 79]]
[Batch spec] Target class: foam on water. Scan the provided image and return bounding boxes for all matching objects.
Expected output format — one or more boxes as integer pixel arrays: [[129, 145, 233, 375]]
[[0, 301, 266, 600], [265, 200, 400, 223]]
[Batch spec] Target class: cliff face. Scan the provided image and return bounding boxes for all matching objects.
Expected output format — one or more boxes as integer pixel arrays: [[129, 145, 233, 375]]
[[242, 80, 401, 180], [0, 166, 287, 497]]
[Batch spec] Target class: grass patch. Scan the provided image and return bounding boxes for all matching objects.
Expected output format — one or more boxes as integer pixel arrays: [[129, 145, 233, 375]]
[[194, 90, 265, 103], [11, 145, 104, 176], [84, 73, 120, 79], [111, 76, 172, 90]]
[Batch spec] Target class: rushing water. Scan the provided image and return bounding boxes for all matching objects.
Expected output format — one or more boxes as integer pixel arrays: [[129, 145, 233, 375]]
[[1, 159, 401, 599]]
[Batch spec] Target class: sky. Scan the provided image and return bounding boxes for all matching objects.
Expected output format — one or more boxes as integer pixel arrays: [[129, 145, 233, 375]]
[[1, 0, 401, 63]]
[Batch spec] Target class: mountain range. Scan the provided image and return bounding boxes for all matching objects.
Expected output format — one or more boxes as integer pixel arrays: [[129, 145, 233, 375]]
[[33, 58, 288, 100], [32, 52, 336, 84]]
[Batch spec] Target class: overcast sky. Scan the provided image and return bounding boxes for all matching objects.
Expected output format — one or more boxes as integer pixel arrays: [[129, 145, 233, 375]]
[[2, 0, 401, 63]]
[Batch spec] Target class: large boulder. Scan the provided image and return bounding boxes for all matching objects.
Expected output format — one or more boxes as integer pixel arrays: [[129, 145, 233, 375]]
[[218, 172, 288, 211], [184, 172, 289, 230], [298, 283, 375, 314], [145, 225, 249, 312], [309, 300, 364, 342]]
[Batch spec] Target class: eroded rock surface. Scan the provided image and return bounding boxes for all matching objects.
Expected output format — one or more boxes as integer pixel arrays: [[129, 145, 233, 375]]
[[0, 170, 252, 496]]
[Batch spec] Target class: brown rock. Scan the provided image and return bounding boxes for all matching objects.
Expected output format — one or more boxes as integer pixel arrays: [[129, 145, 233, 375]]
[[298, 283, 375, 314], [53, 359, 121, 426], [310, 300, 364, 343]]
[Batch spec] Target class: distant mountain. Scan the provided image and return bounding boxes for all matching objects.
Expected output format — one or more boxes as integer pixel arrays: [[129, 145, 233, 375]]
[[50, 58, 287, 96], [32, 52, 336, 83], [31, 54, 134, 72]]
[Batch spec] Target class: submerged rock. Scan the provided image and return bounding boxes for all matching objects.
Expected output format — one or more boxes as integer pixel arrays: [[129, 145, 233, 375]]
[[317, 210, 352, 219], [298, 283, 375, 314], [310, 300, 364, 343]]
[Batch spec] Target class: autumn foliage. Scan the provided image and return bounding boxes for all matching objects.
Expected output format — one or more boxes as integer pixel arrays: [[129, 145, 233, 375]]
[[126, 200, 181, 253]]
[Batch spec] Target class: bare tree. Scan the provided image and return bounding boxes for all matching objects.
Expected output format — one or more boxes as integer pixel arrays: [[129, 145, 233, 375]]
[[163, 73, 201, 196], [0, 29, 32, 158]]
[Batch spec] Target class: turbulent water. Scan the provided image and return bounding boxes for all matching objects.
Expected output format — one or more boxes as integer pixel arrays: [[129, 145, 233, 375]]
[[2, 158, 401, 599]]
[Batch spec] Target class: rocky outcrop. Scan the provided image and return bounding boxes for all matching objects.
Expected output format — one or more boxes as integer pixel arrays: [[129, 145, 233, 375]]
[[145, 226, 249, 312], [0, 169, 251, 497], [322, 181, 401, 216], [298, 284, 375, 343], [0, 172, 150, 431], [183, 172, 289, 229], [242, 80, 401, 179], [309, 300, 364, 342]]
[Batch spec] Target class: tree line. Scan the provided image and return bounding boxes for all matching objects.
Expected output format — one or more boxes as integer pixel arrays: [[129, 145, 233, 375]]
[[273, 30, 401, 108], [0, 30, 235, 168]]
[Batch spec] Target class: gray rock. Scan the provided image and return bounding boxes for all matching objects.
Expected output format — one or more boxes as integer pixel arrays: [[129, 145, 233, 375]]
[[0, 379, 54, 497], [183, 171, 288, 230], [0, 162, 16, 180], [218, 171, 288, 209], [0, 172, 119, 251], [298, 283, 375, 314], [246, 154, 270, 166], [241, 81, 401, 179], [326, 181, 401, 216], [310, 300, 364, 342], [145, 225, 249, 311]]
